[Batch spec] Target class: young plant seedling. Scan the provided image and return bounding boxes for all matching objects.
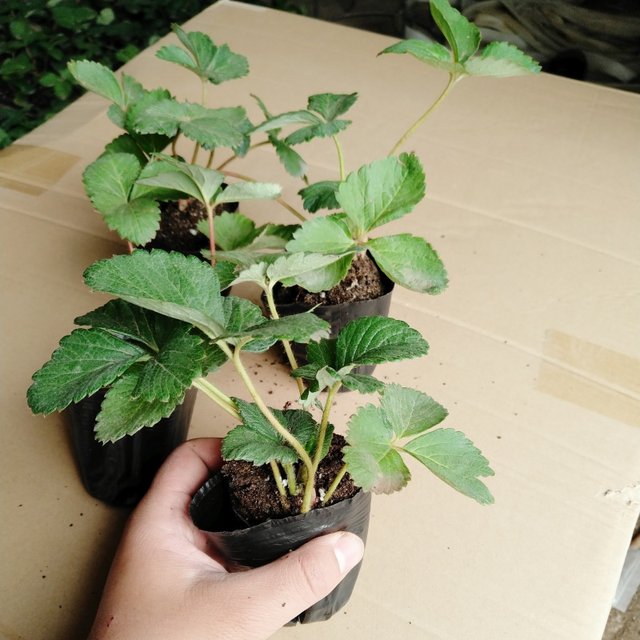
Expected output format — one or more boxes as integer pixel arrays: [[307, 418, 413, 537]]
[[27, 250, 494, 514]]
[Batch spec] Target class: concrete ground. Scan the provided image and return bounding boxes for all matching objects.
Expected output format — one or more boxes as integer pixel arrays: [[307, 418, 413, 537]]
[[604, 588, 640, 640]]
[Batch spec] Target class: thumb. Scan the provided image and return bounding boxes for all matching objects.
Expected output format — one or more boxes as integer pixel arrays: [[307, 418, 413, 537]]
[[229, 531, 364, 635]]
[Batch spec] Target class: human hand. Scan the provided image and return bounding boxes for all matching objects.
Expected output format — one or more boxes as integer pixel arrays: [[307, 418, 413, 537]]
[[89, 438, 365, 640]]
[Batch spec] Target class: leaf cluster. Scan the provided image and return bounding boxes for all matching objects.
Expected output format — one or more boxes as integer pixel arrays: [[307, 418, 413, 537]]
[[0, 0, 213, 148]]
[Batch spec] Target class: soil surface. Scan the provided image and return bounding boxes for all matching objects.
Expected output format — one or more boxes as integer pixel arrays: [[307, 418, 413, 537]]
[[145, 195, 237, 257], [221, 434, 358, 526], [275, 252, 387, 306]]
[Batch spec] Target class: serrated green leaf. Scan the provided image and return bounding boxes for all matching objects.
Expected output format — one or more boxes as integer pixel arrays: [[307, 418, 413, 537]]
[[403, 429, 495, 504], [343, 404, 410, 493], [465, 41, 541, 77], [83, 153, 160, 245], [132, 325, 207, 402], [379, 39, 456, 73], [230, 262, 269, 288], [67, 60, 124, 107], [83, 152, 141, 214], [27, 329, 146, 414], [214, 212, 257, 251], [83, 251, 227, 339], [108, 104, 126, 129], [136, 156, 224, 204], [253, 110, 322, 134], [306, 339, 337, 369], [180, 105, 251, 150], [341, 373, 385, 394], [252, 224, 297, 249], [214, 260, 238, 292], [75, 300, 158, 350], [429, 0, 480, 63], [286, 216, 355, 254], [103, 134, 148, 164], [95, 366, 185, 442], [285, 119, 351, 146], [380, 384, 448, 437], [221, 296, 265, 335], [284, 254, 353, 293], [159, 26, 249, 84], [215, 181, 281, 204], [126, 89, 176, 135], [268, 252, 350, 288], [222, 399, 318, 465], [298, 180, 340, 213], [273, 140, 307, 178], [230, 312, 330, 345], [367, 234, 448, 294], [336, 316, 429, 368], [308, 92, 358, 121], [337, 153, 425, 237]]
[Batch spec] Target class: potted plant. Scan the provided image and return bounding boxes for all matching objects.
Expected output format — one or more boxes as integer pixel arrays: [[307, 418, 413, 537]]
[[27, 249, 495, 621]]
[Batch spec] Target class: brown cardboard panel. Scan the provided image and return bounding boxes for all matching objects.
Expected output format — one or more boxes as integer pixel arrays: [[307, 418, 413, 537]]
[[2, 2, 640, 639]]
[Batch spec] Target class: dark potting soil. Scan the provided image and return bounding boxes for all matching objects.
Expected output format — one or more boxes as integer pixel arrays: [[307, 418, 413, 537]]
[[275, 252, 386, 306], [221, 434, 358, 526], [145, 196, 238, 256]]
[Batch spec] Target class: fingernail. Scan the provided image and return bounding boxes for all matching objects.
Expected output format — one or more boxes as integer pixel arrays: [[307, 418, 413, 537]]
[[333, 532, 365, 575]]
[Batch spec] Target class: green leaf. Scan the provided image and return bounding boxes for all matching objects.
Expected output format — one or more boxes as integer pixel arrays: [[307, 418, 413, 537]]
[[465, 41, 541, 77], [95, 367, 185, 443], [286, 216, 355, 254], [335, 316, 429, 368], [287, 254, 353, 293], [380, 384, 448, 437], [67, 60, 124, 108], [403, 429, 495, 504], [222, 399, 318, 465], [429, 0, 480, 63], [308, 92, 358, 120], [75, 299, 159, 350], [214, 260, 238, 292], [52, 6, 97, 29], [126, 90, 177, 135], [273, 140, 307, 178], [253, 110, 322, 134], [132, 325, 208, 402], [379, 39, 456, 73], [221, 296, 266, 336], [27, 329, 146, 414], [215, 181, 281, 204], [341, 373, 385, 394], [306, 339, 337, 369], [343, 404, 411, 493], [158, 26, 249, 84], [298, 180, 340, 213], [230, 312, 330, 345], [367, 234, 448, 294], [268, 252, 351, 288], [336, 153, 425, 237], [135, 156, 224, 204], [82, 153, 160, 245], [83, 251, 227, 340], [285, 119, 351, 146], [96, 8, 115, 26], [214, 212, 258, 251]]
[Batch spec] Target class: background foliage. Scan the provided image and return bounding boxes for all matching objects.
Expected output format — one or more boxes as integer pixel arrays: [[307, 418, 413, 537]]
[[0, 0, 215, 148]]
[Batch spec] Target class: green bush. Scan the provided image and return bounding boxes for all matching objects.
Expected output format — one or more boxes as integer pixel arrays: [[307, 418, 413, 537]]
[[0, 0, 214, 148]]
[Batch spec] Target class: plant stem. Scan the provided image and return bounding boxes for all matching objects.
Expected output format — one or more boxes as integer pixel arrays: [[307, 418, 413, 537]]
[[322, 463, 348, 504], [312, 382, 341, 468], [192, 377, 239, 419], [222, 170, 308, 222], [270, 460, 288, 498], [388, 73, 460, 157], [215, 140, 270, 172], [283, 463, 298, 495], [206, 149, 215, 169], [126, 241, 134, 254], [191, 142, 201, 165], [333, 135, 346, 181], [265, 286, 305, 395], [300, 381, 341, 513], [205, 201, 216, 266], [171, 134, 179, 158], [228, 341, 314, 474]]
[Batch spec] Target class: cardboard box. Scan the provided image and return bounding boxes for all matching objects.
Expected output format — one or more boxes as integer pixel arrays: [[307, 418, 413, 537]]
[[1, 2, 639, 638]]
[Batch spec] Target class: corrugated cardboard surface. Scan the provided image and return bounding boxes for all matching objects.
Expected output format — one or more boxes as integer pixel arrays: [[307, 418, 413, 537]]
[[2, 2, 639, 638]]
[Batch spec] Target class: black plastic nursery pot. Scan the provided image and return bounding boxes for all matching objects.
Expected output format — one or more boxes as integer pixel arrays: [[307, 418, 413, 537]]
[[190, 473, 372, 623], [66, 388, 197, 508]]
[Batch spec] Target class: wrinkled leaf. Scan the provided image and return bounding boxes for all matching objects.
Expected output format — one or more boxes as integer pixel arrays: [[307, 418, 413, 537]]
[[298, 180, 340, 213], [308, 92, 358, 120], [367, 234, 448, 294], [429, 0, 480, 63], [286, 216, 355, 254], [403, 429, 495, 504], [67, 59, 124, 107], [379, 39, 456, 73], [465, 41, 541, 77], [380, 384, 448, 437]]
